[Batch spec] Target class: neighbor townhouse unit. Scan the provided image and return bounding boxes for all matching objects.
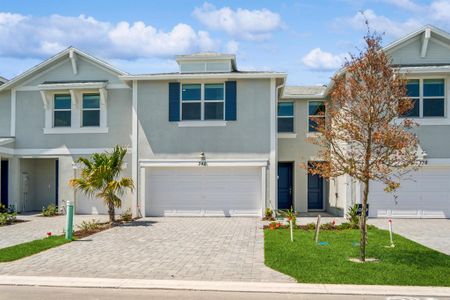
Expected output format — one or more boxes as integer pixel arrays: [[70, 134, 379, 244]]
[[0, 25, 449, 219]]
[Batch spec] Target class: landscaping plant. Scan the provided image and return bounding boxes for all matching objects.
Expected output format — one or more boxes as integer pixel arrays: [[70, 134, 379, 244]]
[[42, 204, 59, 217], [304, 26, 420, 261], [70, 145, 134, 223], [0, 204, 17, 226], [278, 207, 297, 226], [263, 207, 275, 221], [120, 208, 133, 222], [346, 203, 360, 227]]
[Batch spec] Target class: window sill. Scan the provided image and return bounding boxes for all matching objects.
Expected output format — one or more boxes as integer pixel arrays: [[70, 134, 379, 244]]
[[277, 133, 297, 139], [306, 132, 322, 138], [177, 121, 227, 127], [43, 127, 109, 134]]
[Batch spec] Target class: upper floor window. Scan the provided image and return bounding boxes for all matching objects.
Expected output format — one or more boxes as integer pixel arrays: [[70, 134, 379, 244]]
[[277, 102, 294, 132], [82, 93, 101, 127], [402, 79, 445, 118], [181, 83, 224, 121], [54, 94, 71, 127], [308, 101, 325, 132]]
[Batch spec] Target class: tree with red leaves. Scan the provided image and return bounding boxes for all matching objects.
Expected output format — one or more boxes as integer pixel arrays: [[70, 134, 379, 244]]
[[307, 29, 421, 261]]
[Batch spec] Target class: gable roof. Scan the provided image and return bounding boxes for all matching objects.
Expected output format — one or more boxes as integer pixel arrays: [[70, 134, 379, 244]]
[[322, 25, 450, 98], [0, 76, 7, 84], [383, 25, 450, 53], [0, 47, 128, 92]]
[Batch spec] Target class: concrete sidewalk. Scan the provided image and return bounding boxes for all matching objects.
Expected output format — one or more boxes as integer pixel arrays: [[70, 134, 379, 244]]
[[0, 275, 449, 298]]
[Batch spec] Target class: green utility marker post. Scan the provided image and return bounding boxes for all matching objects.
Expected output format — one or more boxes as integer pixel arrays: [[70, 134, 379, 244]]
[[65, 201, 74, 240]]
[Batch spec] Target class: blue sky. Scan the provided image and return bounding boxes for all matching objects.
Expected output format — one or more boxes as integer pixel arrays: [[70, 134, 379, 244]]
[[1, 0, 449, 85]]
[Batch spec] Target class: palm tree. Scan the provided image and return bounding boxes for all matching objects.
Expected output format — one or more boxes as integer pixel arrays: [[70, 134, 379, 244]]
[[70, 146, 134, 223]]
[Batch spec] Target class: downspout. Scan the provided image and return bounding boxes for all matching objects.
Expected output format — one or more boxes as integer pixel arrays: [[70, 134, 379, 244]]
[[268, 80, 285, 211]]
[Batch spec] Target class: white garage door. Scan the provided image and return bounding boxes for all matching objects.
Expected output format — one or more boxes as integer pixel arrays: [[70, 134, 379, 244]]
[[145, 167, 262, 217], [369, 167, 450, 218]]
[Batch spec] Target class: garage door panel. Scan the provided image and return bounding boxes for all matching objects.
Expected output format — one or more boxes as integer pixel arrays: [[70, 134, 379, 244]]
[[145, 167, 262, 217], [369, 167, 450, 218]]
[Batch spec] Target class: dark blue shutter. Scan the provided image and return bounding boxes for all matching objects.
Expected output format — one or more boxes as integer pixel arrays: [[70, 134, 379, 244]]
[[168, 82, 180, 122], [225, 81, 237, 121]]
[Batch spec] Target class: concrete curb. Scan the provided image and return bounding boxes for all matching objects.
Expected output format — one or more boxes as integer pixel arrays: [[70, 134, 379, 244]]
[[0, 275, 449, 297]]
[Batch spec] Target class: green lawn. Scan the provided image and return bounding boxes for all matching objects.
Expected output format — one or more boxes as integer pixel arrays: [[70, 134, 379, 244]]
[[265, 227, 450, 286], [0, 236, 70, 262]]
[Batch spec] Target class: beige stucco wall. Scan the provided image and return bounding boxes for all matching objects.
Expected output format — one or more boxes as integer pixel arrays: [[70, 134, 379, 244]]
[[277, 99, 341, 215]]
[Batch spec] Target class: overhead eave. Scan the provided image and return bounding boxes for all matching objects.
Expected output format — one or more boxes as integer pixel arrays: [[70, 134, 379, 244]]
[[0, 137, 14, 146], [396, 65, 450, 74], [120, 72, 287, 81], [282, 94, 326, 100], [38, 81, 108, 90]]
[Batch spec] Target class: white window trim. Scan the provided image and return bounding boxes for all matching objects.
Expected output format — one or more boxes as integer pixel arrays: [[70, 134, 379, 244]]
[[81, 93, 102, 128], [404, 78, 447, 119], [180, 82, 226, 121], [307, 100, 325, 133], [278, 133, 297, 139], [277, 101, 295, 133], [53, 94, 72, 128], [42, 88, 108, 134], [177, 120, 227, 127]]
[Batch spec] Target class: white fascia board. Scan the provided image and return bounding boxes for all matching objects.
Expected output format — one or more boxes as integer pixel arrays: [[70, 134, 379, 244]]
[[38, 82, 107, 90], [397, 66, 450, 73], [281, 94, 326, 100], [139, 159, 269, 168], [176, 54, 236, 62], [119, 72, 287, 81]]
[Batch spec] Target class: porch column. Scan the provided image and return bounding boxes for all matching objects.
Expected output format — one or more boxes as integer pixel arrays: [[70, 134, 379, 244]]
[[9, 157, 20, 211]]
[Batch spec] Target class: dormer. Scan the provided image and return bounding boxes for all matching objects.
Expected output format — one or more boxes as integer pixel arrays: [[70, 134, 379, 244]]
[[176, 53, 237, 73]]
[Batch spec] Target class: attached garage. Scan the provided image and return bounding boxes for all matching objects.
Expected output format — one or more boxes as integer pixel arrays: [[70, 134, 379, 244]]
[[369, 166, 450, 218], [143, 166, 264, 217]]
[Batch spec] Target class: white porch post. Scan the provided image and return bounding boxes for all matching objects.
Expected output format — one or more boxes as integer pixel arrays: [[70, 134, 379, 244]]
[[131, 80, 139, 218]]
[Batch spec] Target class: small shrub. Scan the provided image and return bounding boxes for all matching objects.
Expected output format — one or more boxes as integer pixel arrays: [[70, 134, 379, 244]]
[[336, 222, 358, 230], [42, 204, 59, 217], [0, 204, 16, 226], [263, 208, 275, 221], [297, 223, 316, 230], [77, 219, 102, 232], [320, 222, 336, 230], [278, 207, 297, 226], [120, 209, 132, 222], [346, 203, 360, 227]]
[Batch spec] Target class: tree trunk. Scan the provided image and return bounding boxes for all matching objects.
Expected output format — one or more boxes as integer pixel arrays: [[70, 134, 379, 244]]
[[360, 180, 369, 262], [107, 201, 115, 223]]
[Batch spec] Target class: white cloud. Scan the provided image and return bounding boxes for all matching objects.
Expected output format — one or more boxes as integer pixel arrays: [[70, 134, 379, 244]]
[[430, 1, 450, 22], [301, 48, 346, 71], [340, 9, 422, 38], [193, 2, 282, 41], [225, 40, 239, 53], [382, 0, 422, 12], [0, 12, 219, 59]]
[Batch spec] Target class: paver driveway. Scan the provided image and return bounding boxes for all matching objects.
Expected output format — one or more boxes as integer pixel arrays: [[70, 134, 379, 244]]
[[0, 214, 109, 249], [369, 218, 450, 255], [0, 218, 293, 282]]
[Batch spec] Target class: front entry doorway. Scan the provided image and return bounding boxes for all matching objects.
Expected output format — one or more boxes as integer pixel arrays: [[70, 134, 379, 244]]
[[307, 162, 324, 210], [278, 162, 293, 210]]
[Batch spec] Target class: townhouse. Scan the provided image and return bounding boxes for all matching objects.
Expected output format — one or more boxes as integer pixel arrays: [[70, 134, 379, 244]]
[[0, 25, 449, 218]]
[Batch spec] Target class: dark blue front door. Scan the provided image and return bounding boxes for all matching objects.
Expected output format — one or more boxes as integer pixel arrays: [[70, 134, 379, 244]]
[[278, 163, 293, 209], [308, 164, 323, 210], [1, 160, 8, 207]]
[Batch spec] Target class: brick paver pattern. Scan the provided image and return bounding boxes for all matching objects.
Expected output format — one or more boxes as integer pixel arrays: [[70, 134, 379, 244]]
[[0, 218, 294, 282], [0, 214, 109, 249]]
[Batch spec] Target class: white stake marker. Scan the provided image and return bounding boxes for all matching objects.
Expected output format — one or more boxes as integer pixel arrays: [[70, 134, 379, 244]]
[[290, 219, 294, 242], [388, 219, 395, 247]]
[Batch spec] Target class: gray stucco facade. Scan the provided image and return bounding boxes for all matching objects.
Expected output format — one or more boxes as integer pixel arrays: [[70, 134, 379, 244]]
[[0, 24, 449, 218]]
